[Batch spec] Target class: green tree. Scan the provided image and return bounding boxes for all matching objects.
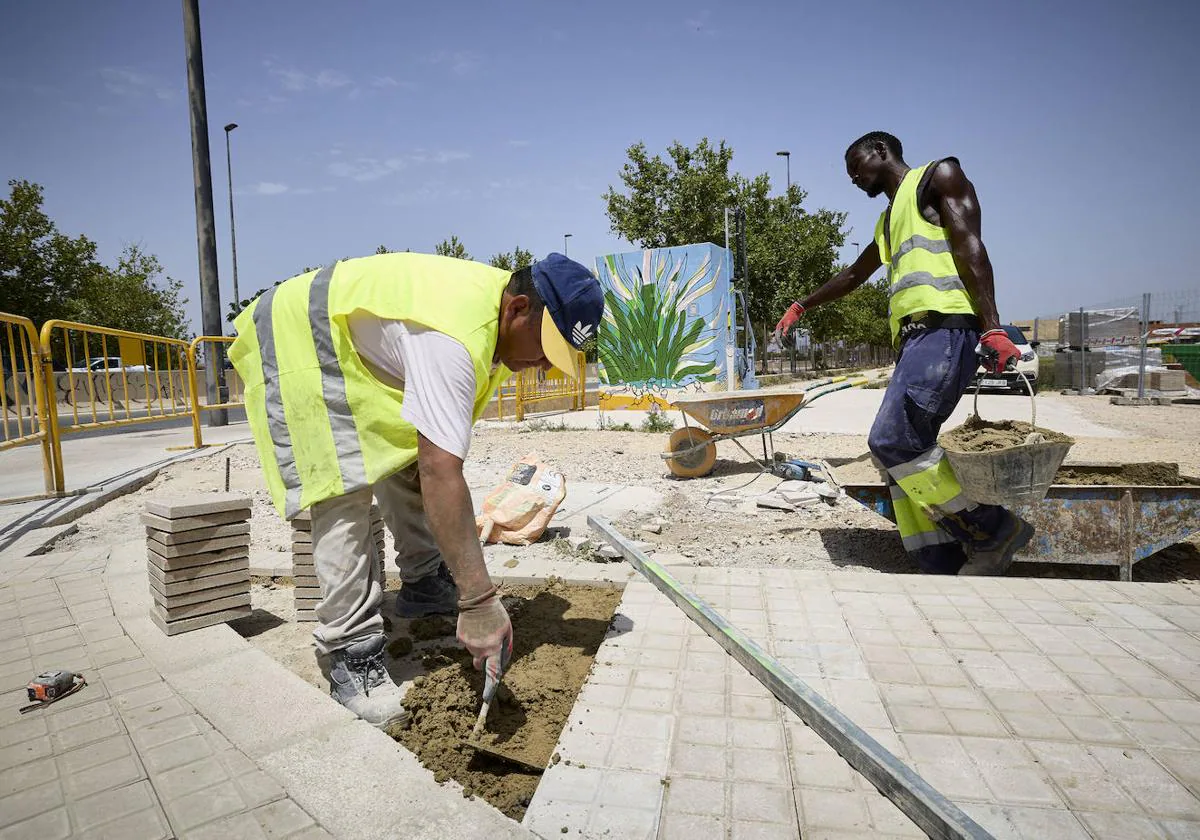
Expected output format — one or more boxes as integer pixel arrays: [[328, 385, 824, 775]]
[[434, 235, 471, 261], [68, 244, 188, 339], [0, 179, 105, 329], [487, 246, 534, 271], [374, 244, 392, 254], [604, 139, 887, 355]]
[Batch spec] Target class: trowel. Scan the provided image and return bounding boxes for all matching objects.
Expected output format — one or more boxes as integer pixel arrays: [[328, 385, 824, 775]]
[[461, 642, 543, 772]]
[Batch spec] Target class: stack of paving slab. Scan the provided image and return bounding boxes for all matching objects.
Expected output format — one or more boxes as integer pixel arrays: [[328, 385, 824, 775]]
[[143, 493, 252, 636], [292, 504, 385, 622]]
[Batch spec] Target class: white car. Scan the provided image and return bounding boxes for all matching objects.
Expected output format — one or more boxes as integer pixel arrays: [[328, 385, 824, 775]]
[[973, 325, 1039, 394], [69, 357, 149, 373]]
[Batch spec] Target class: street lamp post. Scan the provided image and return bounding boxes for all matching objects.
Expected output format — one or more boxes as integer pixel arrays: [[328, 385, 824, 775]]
[[223, 122, 240, 309], [563, 233, 572, 256], [852, 241, 861, 257], [776, 150, 791, 192]]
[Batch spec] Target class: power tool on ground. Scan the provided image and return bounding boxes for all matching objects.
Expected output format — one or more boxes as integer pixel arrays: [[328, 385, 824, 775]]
[[20, 670, 87, 713]]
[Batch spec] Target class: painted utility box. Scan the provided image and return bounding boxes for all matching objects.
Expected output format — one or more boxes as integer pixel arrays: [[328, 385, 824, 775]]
[[593, 243, 734, 411]]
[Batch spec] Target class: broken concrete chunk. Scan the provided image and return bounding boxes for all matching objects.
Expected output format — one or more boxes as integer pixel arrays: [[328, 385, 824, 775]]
[[595, 544, 622, 560], [567, 535, 593, 552]]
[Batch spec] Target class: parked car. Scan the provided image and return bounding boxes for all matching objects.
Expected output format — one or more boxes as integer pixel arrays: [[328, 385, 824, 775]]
[[972, 325, 1039, 394], [69, 356, 149, 373]]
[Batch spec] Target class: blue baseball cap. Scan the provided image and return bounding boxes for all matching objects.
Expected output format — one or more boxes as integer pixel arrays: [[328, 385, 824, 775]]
[[529, 252, 604, 376]]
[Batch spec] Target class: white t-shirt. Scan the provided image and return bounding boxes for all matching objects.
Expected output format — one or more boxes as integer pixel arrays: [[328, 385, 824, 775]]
[[346, 312, 477, 460]]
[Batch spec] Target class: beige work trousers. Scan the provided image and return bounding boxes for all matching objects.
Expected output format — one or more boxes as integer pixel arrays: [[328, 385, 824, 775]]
[[310, 464, 441, 654]]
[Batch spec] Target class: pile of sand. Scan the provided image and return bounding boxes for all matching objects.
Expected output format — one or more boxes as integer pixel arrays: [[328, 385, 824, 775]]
[[941, 415, 1074, 453]]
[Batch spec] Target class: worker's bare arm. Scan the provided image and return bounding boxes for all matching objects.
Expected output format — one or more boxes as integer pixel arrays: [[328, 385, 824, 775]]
[[801, 241, 882, 310], [929, 160, 1001, 331], [416, 433, 492, 600]]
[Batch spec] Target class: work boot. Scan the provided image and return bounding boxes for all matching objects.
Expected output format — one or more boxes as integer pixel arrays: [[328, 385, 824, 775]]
[[959, 512, 1035, 576], [395, 561, 458, 618], [328, 634, 409, 730]]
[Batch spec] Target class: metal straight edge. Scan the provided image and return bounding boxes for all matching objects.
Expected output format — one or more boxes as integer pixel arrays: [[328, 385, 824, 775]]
[[588, 516, 995, 840]]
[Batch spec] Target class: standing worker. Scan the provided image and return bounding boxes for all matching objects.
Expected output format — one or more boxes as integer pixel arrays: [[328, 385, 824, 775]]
[[774, 132, 1032, 576], [230, 252, 603, 728]]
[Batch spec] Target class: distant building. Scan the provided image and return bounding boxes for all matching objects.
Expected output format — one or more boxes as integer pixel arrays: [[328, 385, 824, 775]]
[[1010, 318, 1060, 343]]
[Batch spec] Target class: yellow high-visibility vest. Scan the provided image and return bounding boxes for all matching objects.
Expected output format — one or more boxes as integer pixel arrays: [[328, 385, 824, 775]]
[[874, 161, 978, 346], [229, 253, 513, 519]]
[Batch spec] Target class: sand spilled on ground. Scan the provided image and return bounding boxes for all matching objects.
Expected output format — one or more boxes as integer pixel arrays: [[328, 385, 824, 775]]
[[395, 579, 622, 821]]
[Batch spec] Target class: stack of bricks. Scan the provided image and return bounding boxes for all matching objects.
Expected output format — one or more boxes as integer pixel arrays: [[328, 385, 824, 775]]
[[143, 493, 252, 636], [292, 504, 385, 622]]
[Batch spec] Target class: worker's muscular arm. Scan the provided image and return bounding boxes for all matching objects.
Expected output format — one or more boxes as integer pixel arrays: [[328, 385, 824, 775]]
[[800, 241, 883, 310], [928, 160, 1001, 331], [775, 243, 882, 338], [416, 434, 492, 599]]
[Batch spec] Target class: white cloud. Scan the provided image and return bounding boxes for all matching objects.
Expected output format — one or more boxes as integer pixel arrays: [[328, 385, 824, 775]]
[[314, 70, 351, 90], [507, 139, 531, 148], [100, 67, 176, 101], [264, 59, 352, 93], [327, 149, 470, 182], [425, 50, 482, 77], [243, 182, 333, 197], [371, 75, 416, 90]]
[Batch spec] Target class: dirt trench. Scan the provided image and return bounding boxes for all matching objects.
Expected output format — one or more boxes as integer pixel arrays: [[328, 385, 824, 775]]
[[394, 579, 623, 821]]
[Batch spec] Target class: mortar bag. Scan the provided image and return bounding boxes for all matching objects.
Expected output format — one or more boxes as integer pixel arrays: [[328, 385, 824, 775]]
[[475, 453, 567, 546]]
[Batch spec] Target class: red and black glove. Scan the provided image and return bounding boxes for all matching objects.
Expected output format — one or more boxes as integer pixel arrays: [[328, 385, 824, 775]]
[[773, 302, 806, 341], [977, 329, 1021, 373]]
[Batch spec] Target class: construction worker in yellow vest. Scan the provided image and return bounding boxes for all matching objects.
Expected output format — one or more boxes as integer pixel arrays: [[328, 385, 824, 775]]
[[229, 252, 603, 729], [774, 132, 1033, 576]]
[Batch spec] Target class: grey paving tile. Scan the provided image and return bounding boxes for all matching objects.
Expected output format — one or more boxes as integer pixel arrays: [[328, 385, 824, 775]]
[[0, 779, 64, 830], [0, 755, 57, 797], [161, 779, 247, 833], [181, 811, 268, 840], [0, 806, 71, 840], [69, 779, 159, 832]]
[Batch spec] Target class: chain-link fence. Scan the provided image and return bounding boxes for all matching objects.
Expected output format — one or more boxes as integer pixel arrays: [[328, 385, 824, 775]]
[[1022, 287, 1200, 397], [761, 339, 893, 377]]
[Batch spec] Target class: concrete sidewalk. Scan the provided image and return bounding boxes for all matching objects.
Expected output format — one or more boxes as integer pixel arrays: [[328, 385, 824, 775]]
[[529, 567, 1200, 838]]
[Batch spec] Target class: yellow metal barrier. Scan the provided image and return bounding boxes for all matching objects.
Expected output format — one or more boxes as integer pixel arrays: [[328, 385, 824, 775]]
[[188, 336, 244, 448], [513, 351, 587, 421], [1, 311, 55, 494], [39, 320, 193, 492]]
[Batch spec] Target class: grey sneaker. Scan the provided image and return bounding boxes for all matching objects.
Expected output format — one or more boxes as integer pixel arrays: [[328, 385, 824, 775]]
[[328, 634, 409, 729], [395, 562, 459, 618], [960, 513, 1035, 576]]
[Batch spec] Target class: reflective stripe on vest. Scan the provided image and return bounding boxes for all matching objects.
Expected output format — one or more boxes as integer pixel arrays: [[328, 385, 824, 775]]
[[874, 161, 977, 345], [252, 285, 303, 519], [888, 445, 973, 517], [890, 484, 957, 552]]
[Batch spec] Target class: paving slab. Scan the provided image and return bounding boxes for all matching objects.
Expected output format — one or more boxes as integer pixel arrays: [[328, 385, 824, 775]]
[[527, 567, 1200, 839], [147, 553, 249, 580], [143, 493, 252, 519], [146, 533, 250, 558], [144, 522, 251, 546], [139, 508, 254, 534]]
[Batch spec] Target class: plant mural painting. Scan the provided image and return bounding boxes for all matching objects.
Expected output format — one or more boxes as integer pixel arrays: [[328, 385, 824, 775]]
[[593, 243, 732, 410]]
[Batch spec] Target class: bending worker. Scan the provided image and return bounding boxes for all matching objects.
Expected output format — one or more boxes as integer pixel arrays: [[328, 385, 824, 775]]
[[774, 132, 1032, 576], [230, 252, 603, 728]]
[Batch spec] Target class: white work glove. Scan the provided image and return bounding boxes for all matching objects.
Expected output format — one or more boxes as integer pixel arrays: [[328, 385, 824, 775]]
[[456, 585, 513, 670]]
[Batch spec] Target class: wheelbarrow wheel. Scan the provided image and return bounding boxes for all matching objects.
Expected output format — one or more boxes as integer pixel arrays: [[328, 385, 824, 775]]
[[667, 427, 717, 478]]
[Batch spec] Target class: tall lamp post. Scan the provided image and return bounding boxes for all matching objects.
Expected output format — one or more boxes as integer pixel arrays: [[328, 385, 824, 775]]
[[563, 233, 572, 256], [776, 150, 791, 192], [852, 241, 861, 257], [223, 122, 240, 309]]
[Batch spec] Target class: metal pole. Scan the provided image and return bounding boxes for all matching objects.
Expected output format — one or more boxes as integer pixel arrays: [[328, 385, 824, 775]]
[[563, 233, 572, 256], [182, 0, 227, 425], [1079, 307, 1088, 394], [224, 123, 240, 311], [1138, 293, 1150, 400]]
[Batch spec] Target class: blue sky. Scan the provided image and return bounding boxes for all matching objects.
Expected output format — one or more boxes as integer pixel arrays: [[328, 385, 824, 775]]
[[2, 0, 1197, 334]]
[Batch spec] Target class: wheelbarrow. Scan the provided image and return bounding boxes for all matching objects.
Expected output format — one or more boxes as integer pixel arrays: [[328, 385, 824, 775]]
[[661, 376, 871, 478]]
